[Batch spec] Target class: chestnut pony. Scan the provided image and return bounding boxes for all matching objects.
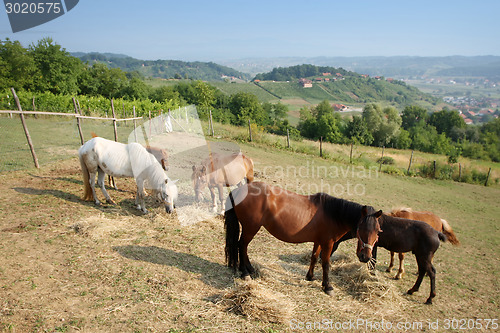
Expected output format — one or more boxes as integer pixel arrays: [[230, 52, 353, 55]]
[[356, 209, 446, 304], [224, 181, 375, 295], [386, 208, 459, 279], [192, 152, 254, 213]]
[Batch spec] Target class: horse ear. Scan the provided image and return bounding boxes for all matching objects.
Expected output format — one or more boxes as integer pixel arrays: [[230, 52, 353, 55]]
[[201, 165, 207, 173], [165, 179, 168, 184], [374, 210, 383, 218], [361, 206, 368, 217], [192, 165, 196, 171]]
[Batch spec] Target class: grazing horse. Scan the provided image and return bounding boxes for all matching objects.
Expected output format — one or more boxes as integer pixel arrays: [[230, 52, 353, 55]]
[[224, 181, 375, 295], [79, 137, 177, 213], [192, 152, 254, 213], [386, 208, 459, 279], [90, 132, 169, 189], [356, 210, 446, 304]]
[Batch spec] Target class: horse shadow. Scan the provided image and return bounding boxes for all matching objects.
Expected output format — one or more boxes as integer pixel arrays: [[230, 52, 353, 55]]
[[13, 187, 81, 204], [113, 245, 234, 289]]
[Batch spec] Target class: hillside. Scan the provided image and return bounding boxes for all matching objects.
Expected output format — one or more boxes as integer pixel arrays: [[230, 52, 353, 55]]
[[74, 52, 251, 82], [220, 55, 500, 79], [249, 64, 440, 109]]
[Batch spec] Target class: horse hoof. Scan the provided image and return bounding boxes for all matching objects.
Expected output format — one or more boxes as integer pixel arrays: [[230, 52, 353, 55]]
[[407, 289, 416, 295], [425, 298, 433, 305], [324, 287, 334, 296], [107, 200, 116, 205], [386, 268, 392, 273], [305, 274, 314, 281]]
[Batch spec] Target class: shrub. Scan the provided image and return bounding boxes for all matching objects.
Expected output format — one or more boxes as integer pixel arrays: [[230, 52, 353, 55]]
[[376, 156, 395, 165]]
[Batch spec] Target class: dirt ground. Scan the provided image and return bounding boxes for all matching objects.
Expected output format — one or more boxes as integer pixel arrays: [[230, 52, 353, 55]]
[[0, 140, 499, 332]]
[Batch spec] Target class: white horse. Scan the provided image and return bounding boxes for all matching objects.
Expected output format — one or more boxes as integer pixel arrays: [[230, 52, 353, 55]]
[[78, 137, 178, 213]]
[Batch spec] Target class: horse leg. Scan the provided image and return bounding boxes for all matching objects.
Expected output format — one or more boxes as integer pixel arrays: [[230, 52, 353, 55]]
[[135, 178, 148, 214], [306, 243, 321, 281], [97, 169, 115, 205], [88, 170, 101, 205], [218, 184, 225, 214], [407, 255, 426, 296], [238, 226, 260, 279], [209, 186, 217, 213], [425, 263, 437, 304], [320, 241, 334, 295], [386, 251, 395, 273], [395, 253, 405, 280]]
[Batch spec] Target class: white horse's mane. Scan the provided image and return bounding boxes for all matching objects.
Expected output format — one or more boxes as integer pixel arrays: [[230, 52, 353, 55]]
[[127, 142, 166, 190]]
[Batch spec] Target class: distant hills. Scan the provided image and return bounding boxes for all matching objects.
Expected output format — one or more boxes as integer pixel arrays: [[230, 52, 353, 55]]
[[220, 56, 500, 79], [72, 52, 251, 82]]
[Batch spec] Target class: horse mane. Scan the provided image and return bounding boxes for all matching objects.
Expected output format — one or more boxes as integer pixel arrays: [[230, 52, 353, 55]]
[[127, 142, 166, 190], [391, 207, 413, 214], [309, 193, 365, 229]]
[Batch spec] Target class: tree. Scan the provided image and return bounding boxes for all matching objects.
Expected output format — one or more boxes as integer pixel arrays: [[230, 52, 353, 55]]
[[429, 108, 466, 139], [0, 38, 37, 91], [362, 103, 402, 146], [194, 81, 216, 109], [28, 37, 83, 94], [346, 115, 373, 145], [229, 92, 267, 126], [401, 105, 428, 130]]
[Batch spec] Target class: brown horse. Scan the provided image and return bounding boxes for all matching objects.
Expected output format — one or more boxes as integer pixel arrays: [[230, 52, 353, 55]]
[[192, 152, 254, 213], [224, 181, 375, 295], [356, 210, 446, 304], [386, 208, 459, 279]]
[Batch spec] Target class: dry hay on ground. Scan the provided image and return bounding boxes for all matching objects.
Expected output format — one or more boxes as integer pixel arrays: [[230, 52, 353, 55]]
[[216, 279, 294, 324]]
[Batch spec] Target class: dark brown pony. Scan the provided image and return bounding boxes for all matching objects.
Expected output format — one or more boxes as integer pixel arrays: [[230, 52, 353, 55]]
[[356, 210, 447, 304], [224, 181, 375, 295], [386, 208, 459, 279], [192, 152, 254, 213]]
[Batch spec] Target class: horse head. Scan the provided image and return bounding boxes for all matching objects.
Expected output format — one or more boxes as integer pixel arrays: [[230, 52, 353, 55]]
[[160, 178, 178, 213], [356, 206, 383, 263], [191, 165, 208, 201]]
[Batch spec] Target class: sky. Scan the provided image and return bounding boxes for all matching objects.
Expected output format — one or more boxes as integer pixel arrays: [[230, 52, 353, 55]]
[[1, 0, 499, 61]]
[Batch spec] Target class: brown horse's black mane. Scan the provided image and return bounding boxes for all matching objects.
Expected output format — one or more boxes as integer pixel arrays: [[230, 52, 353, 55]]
[[309, 193, 367, 229]]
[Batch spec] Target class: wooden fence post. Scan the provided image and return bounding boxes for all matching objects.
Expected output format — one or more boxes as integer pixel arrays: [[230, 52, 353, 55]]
[[133, 106, 137, 142], [458, 163, 462, 181], [407, 150, 414, 174], [209, 110, 215, 136], [433, 160, 437, 178], [73, 97, 84, 145], [11, 88, 39, 169], [287, 128, 290, 148], [32, 97, 37, 118], [485, 167, 492, 186], [379, 146, 385, 172], [110, 99, 118, 142], [248, 119, 252, 142], [349, 142, 354, 164], [320, 136, 323, 157]]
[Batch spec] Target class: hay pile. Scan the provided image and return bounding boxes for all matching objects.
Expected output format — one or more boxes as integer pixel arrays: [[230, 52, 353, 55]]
[[217, 279, 294, 324], [70, 214, 139, 240], [330, 253, 399, 303]]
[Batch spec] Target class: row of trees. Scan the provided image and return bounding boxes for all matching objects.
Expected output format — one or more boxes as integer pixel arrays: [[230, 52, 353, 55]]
[[296, 101, 500, 162], [2, 38, 499, 162]]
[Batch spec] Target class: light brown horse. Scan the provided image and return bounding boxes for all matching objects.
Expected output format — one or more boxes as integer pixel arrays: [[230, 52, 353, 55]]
[[225, 181, 376, 295], [386, 208, 459, 279], [192, 152, 254, 213]]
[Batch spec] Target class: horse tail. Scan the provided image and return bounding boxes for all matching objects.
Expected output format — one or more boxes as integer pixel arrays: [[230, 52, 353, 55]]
[[79, 152, 94, 201], [438, 232, 447, 243], [441, 219, 460, 245], [225, 192, 240, 271], [245, 155, 254, 183]]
